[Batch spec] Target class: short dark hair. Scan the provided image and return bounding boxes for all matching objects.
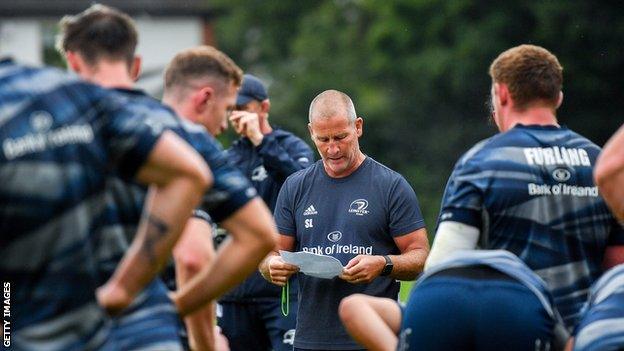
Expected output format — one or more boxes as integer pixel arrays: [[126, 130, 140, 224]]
[[164, 46, 243, 90], [56, 4, 138, 67], [489, 44, 563, 110]]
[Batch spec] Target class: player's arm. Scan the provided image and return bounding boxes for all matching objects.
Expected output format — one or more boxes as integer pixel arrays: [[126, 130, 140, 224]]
[[259, 234, 299, 286], [595, 124, 624, 221], [424, 221, 480, 270], [173, 216, 217, 351], [341, 228, 429, 283], [98, 131, 212, 314], [256, 134, 314, 181], [171, 197, 277, 316], [339, 294, 402, 351]]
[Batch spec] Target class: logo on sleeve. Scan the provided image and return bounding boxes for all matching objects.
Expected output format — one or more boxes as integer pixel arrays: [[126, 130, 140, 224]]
[[251, 165, 268, 182], [303, 205, 318, 216], [348, 199, 369, 216]]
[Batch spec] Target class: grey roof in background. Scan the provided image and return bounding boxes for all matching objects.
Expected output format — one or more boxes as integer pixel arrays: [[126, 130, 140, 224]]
[[0, 0, 223, 18]]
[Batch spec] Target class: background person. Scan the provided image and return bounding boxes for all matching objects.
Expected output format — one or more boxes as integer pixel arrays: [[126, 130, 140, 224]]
[[425, 44, 624, 330], [217, 73, 313, 351]]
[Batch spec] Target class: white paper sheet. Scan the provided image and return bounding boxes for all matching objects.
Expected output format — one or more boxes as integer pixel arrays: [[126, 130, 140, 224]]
[[280, 250, 344, 279]]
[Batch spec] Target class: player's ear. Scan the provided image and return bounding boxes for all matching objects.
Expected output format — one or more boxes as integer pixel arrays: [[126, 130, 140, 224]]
[[355, 117, 363, 137], [192, 86, 214, 113], [556, 91, 563, 109], [65, 51, 83, 74], [260, 99, 270, 115], [130, 55, 142, 81]]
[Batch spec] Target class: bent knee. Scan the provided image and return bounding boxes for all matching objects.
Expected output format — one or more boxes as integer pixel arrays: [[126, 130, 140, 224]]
[[339, 294, 368, 324]]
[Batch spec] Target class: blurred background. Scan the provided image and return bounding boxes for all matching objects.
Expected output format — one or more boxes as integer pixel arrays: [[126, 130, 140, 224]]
[[1, 0, 622, 238]]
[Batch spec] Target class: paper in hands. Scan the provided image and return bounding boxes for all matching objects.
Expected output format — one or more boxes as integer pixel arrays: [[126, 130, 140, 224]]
[[280, 250, 344, 279]]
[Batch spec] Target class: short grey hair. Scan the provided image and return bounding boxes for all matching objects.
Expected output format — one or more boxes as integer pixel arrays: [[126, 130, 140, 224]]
[[308, 90, 357, 123]]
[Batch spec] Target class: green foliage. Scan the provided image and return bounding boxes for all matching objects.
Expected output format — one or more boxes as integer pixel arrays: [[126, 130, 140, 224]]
[[212, 0, 624, 236]]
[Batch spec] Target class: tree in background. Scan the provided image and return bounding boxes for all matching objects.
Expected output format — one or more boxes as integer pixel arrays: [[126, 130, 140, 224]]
[[213, 0, 624, 233]]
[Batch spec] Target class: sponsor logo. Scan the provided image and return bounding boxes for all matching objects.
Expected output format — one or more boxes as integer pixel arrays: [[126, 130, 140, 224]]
[[303, 205, 318, 216], [552, 168, 571, 182], [251, 165, 268, 182], [327, 231, 342, 242], [348, 199, 369, 216]]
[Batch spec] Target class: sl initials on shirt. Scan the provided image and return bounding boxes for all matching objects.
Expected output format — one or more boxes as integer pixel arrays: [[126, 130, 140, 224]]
[[305, 218, 313, 228]]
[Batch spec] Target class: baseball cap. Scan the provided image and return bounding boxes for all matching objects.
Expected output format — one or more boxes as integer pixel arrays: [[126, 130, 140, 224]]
[[236, 74, 268, 105]]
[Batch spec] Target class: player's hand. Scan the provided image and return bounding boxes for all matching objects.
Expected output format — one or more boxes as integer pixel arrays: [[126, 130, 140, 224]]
[[214, 326, 230, 351], [229, 111, 263, 145], [340, 255, 385, 284], [96, 282, 133, 316], [267, 255, 299, 287]]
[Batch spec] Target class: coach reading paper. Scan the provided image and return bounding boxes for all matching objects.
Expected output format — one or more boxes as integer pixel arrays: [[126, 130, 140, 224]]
[[259, 90, 429, 351]]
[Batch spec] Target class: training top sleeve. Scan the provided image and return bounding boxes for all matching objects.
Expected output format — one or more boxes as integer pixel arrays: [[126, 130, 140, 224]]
[[388, 176, 426, 236], [273, 178, 296, 236], [438, 154, 484, 229], [256, 132, 314, 182]]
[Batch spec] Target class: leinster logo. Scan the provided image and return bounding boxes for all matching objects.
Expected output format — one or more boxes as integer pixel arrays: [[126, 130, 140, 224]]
[[30, 111, 53, 132], [348, 199, 369, 216], [327, 231, 342, 243], [552, 168, 571, 182]]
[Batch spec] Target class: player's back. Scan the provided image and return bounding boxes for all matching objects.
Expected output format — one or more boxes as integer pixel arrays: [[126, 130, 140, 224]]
[[0, 59, 152, 350], [453, 124, 623, 328]]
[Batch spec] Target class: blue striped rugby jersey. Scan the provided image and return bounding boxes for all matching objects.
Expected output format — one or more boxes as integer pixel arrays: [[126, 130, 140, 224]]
[[573, 264, 624, 351], [438, 124, 624, 330], [0, 59, 168, 350]]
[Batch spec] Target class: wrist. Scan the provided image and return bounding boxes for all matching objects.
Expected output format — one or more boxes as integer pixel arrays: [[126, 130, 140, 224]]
[[250, 133, 264, 146], [379, 255, 394, 276]]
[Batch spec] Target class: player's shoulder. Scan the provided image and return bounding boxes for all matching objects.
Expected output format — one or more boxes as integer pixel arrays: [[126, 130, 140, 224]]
[[364, 157, 410, 184], [283, 159, 321, 185]]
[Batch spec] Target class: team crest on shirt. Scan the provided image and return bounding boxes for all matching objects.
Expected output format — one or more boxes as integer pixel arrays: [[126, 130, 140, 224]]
[[251, 165, 268, 182], [348, 199, 369, 216], [30, 111, 53, 132], [327, 231, 342, 242]]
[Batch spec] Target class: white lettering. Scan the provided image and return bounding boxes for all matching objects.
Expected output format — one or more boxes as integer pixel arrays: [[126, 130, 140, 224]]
[[522, 147, 592, 167]]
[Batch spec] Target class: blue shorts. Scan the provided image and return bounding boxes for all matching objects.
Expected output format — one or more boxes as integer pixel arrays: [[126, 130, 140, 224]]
[[109, 279, 183, 351], [218, 297, 297, 351], [398, 266, 556, 351]]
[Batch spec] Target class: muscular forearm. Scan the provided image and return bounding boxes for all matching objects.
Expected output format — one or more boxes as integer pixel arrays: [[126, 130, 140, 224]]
[[105, 179, 204, 305], [388, 248, 429, 281]]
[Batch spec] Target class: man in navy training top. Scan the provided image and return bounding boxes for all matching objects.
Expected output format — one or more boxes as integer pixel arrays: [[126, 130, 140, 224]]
[[218, 73, 313, 351], [260, 89, 430, 350], [339, 250, 569, 351], [425, 44, 624, 330], [0, 57, 210, 350], [58, 5, 277, 350]]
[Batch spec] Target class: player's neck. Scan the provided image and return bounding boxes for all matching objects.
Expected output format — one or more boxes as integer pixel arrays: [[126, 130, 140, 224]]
[[260, 117, 273, 135], [86, 62, 135, 89], [503, 107, 559, 132]]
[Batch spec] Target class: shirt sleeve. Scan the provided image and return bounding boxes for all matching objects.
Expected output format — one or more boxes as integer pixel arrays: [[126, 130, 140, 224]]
[[388, 176, 426, 236], [437, 156, 484, 229], [256, 132, 314, 182], [273, 178, 296, 236]]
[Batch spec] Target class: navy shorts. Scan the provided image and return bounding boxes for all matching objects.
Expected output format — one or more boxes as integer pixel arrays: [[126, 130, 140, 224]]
[[218, 297, 297, 351], [398, 266, 556, 351]]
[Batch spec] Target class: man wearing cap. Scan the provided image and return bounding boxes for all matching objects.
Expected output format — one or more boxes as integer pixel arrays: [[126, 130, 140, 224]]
[[218, 74, 314, 351]]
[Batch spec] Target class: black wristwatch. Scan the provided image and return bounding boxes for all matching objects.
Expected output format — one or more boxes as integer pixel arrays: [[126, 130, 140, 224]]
[[380, 255, 393, 276]]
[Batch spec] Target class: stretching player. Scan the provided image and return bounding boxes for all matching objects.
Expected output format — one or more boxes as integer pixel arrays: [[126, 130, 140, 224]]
[[0, 57, 209, 350]]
